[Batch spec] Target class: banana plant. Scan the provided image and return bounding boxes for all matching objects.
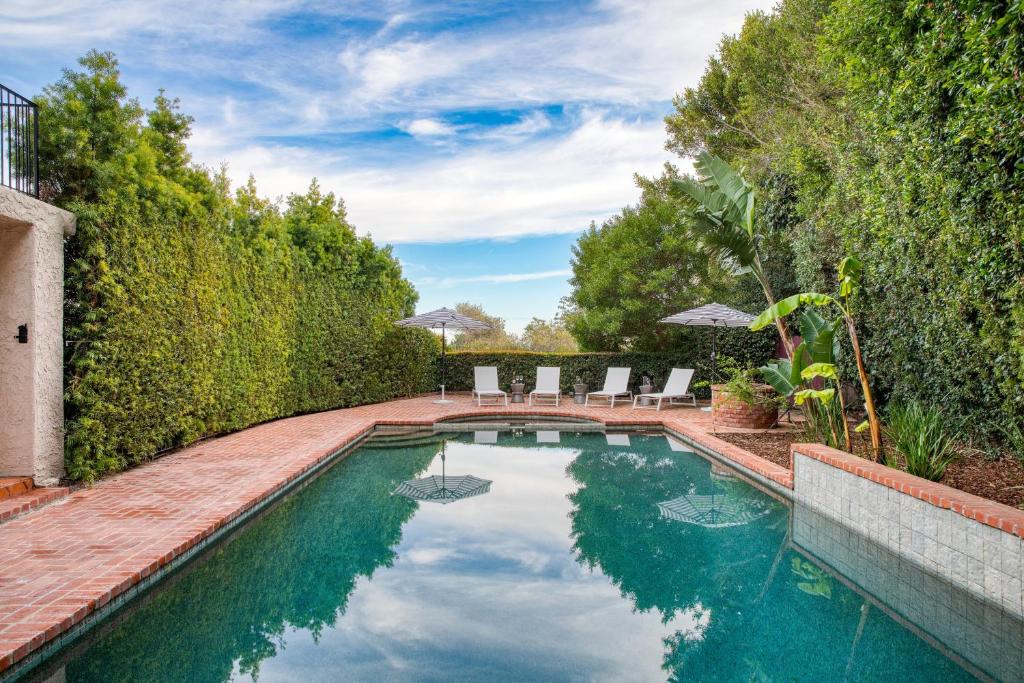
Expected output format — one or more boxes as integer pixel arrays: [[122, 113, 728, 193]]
[[672, 152, 794, 352], [751, 257, 882, 460]]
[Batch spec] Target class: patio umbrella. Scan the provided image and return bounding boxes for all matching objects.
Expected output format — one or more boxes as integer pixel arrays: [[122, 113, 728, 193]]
[[392, 441, 492, 504], [657, 491, 769, 529], [395, 307, 491, 404], [660, 303, 755, 383]]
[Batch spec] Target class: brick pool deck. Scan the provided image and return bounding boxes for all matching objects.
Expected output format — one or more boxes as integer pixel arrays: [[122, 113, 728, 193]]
[[0, 394, 788, 675]]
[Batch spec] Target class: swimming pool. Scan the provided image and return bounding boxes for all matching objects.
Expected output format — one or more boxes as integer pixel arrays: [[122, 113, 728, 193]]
[[26, 430, 1010, 681]]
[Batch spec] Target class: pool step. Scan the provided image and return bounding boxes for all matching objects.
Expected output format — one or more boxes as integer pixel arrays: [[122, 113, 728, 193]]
[[0, 485, 70, 523], [0, 477, 33, 500], [433, 422, 610, 432]]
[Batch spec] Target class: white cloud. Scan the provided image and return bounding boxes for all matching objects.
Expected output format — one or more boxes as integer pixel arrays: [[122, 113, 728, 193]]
[[0, 0, 298, 45], [196, 110, 673, 243], [401, 117, 457, 138], [419, 269, 571, 288], [7, 0, 774, 245]]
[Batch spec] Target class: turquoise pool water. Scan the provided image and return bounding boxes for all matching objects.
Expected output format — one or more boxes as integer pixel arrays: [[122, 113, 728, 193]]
[[32, 431, 991, 681]]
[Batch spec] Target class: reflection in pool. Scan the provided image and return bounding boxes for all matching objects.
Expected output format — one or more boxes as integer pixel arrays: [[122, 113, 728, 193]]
[[37, 431, 986, 681]]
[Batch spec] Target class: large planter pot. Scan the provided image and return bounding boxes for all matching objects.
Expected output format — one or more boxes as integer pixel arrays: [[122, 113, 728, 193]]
[[711, 384, 778, 429], [573, 383, 587, 405]]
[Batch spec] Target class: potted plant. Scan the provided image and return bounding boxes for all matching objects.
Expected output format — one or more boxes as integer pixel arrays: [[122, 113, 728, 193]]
[[712, 365, 781, 429], [573, 376, 588, 404]]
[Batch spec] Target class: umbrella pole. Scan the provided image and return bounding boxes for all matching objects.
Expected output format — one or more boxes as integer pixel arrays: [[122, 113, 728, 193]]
[[434, 324, 454, 404], [711, 325, 717, 383]]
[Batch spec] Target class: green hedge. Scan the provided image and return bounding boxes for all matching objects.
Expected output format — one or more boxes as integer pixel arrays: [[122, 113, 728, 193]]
[[44, 53, 439, 481], [663, 0, 1024, 445], [441, 329, 775, 398]]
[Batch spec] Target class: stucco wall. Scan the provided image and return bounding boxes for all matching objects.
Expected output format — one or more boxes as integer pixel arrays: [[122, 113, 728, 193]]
[[793, 447, 1024, 621], [0, 187, 74, 486]]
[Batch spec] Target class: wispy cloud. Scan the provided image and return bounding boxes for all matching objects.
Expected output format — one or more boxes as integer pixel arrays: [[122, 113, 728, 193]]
[[199, 110, 671, 243], [401, 117, 458, 139], [418, 269, 572, 288], [2, 0, 772, 245]]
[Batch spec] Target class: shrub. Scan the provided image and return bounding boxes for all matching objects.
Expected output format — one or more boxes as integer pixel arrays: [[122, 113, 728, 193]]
[[883, 402, 961, 482]]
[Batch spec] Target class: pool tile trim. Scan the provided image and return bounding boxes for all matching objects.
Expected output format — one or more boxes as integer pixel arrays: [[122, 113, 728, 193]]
[[791, 443, 1024, 539]]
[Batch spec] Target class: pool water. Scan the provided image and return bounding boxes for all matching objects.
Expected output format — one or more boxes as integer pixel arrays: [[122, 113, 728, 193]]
[[35, 431, 986, 681]]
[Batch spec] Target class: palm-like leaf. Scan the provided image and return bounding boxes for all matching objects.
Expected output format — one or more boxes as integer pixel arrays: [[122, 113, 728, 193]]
[[797, 309, 841, 364], [693, 152, 754, 234], [672, 153, 758, 270], [759, 359, 797, 396], [759, 340, 809, 397], [750, 293, 834, 331], [689, 217, 758, 267]]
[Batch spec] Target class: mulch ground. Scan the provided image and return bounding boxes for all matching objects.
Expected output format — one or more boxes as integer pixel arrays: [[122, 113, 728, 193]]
[[714, 430, 1024, 509]]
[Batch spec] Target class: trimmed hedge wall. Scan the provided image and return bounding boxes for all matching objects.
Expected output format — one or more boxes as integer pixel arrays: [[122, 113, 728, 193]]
[[442, 329, 775, 398], [42, 54, 439, 481]]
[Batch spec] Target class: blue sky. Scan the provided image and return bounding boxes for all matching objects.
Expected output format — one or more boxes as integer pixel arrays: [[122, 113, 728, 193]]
[[0, 0, 769, 331]]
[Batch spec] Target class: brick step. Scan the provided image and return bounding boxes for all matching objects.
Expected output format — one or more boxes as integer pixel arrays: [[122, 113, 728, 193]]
[[0, 477, 33, 501], [0, 487, 70, 524]]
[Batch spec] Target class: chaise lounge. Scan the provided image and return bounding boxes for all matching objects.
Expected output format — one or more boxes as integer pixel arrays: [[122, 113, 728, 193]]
[[585, 367, 632, 407], [529, 366, 561, 406], [632, 368, 696, 410], [473, 366, 508, 406]]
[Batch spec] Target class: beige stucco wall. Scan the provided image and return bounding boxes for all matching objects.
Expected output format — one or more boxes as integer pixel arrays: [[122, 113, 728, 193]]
[[0, 186, 75, 486]]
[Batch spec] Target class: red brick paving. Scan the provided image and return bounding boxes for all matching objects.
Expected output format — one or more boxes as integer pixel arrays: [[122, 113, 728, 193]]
[[0, 393, 789, 674]]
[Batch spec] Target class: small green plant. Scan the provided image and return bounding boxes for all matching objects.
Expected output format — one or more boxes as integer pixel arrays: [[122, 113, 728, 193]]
[[884, 401, 961, 481], [719, 359, 783, 409], [995, 421, 1024, 463]]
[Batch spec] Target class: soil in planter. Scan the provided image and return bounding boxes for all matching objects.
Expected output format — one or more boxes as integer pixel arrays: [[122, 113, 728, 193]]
[[715, 432, 794, 470], [715, 431, 1024, 509]]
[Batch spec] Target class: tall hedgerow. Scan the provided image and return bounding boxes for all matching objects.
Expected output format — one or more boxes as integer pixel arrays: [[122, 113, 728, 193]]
[[660, 0, 1024, 446], [40, 51, 437, 481]]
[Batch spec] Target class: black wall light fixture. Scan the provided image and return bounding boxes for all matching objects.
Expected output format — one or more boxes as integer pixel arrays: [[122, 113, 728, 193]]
[[14, 324, 27, 344]]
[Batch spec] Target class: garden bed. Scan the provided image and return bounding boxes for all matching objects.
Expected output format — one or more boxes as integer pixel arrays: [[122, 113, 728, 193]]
[[715, 431, 1024, 509]]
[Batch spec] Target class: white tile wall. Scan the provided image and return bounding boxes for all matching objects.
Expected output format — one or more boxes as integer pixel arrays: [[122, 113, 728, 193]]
[[793, 501, 1024, 682], [793, 453, 1024, 620]]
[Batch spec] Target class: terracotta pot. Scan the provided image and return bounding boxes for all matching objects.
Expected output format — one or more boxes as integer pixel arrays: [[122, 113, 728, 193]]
[[711, 384, 778, 429]]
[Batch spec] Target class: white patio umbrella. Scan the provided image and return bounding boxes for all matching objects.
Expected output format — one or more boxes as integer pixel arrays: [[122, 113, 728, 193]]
[[395, 307, 491, 404], [660, 303, 755, 383]]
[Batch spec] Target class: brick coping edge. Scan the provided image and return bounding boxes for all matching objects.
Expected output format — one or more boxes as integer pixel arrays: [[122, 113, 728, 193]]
[[791, 442, 1024, 539]]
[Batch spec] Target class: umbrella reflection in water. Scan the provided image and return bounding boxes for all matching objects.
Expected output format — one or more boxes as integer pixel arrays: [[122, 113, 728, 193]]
[[658, 465, 769, 529], [393, 437, 492, 505]]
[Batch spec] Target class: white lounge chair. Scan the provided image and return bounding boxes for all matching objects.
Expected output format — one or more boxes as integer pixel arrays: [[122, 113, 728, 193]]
[[473, 366, 508, 406], [585, 367, 632, 407], [632, 368, 697, 410], [529, 366, 561, 405]]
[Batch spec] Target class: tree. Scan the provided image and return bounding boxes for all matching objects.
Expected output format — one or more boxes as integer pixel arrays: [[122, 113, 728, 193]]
[[672, 152, 794, 352], [520, 317, 577, 353], [564, 167, 739, 351], [448, 303, 519, 351], [37, 50, 144, 203]]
